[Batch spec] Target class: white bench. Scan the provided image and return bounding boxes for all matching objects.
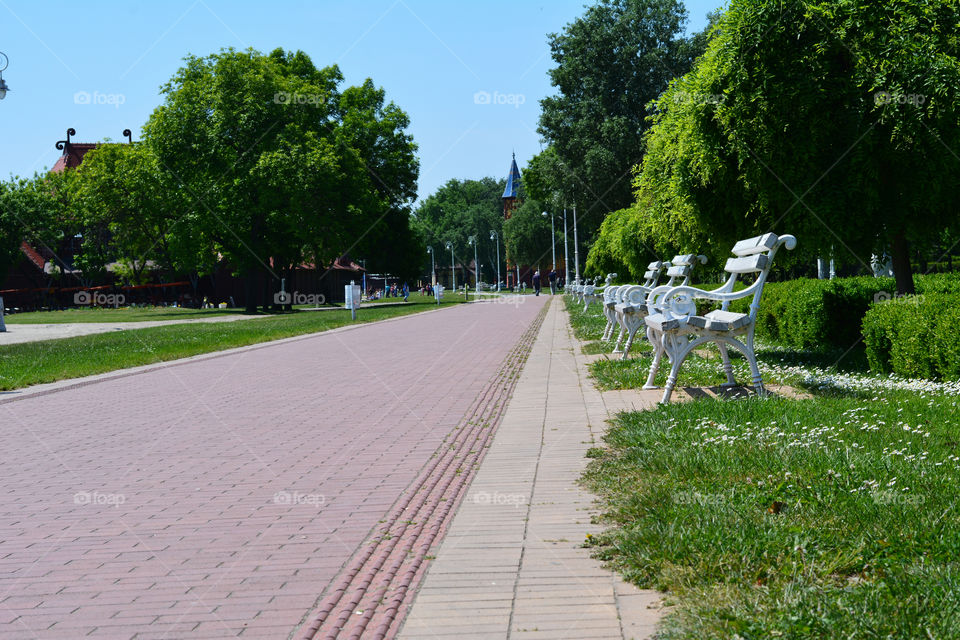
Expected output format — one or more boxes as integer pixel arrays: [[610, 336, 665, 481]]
[[642, 233, 796, 404], [612, 255, 706, 358], [583, 273, 615, 312], [601, 261, 665, 344]]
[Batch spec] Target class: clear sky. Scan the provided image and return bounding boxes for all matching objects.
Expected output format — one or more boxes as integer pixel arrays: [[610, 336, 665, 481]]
[[0, 0, 722, 202]]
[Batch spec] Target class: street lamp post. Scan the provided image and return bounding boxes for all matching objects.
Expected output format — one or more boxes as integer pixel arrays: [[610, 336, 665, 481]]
[[572, 205, 580, 282], [562, 208, 569, 288], [468, 236, 480, 293], [0, 52, 10, 100], [445, 241, 456, 292], [426, 245, 435, 288], [489, 231, 501, 292]]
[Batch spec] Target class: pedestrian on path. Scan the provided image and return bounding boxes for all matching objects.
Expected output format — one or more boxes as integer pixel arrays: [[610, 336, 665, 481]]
[[548, 269, 557, 294], [533, 270, 541, 296]]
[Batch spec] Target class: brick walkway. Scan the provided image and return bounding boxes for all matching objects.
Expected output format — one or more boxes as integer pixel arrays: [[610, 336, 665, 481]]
[[398, 298, 664, 640], [0, 298, 545, 638]]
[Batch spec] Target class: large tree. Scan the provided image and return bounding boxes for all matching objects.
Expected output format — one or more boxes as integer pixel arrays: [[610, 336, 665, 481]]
[[143, 48, 418, 310], [634, 0, 960, 294], [0, 175, 63, 286], [502, 199, 553, 270], [537, 0, 711, 236], [412, 177, 506, 283]]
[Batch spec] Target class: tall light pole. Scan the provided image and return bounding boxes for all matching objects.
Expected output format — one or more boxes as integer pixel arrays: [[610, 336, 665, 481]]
[[445, 241, 456, 291], [426, 245, 435, 287], [562, 208, 569, 287], [542, 211, 556, 268], [572, 204, 580, 282], [489, 231, 501, 292], [468, 236, 480, 293]]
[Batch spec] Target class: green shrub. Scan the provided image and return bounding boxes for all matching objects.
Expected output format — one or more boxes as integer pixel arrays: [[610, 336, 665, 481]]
[[863, 294, 960, 379], [732, 276, 893, 350]]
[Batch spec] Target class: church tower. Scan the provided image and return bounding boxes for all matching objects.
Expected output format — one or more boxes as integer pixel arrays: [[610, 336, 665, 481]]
[[502, 153, 521, 219], [501, 153, 525, 288]]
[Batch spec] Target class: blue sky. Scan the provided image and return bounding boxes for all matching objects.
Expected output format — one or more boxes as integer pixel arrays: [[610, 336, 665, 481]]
[[0, 0, 722, 202]]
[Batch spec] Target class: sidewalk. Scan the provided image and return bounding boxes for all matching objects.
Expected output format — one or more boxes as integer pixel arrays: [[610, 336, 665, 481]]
[[398, 298, 664, 639]]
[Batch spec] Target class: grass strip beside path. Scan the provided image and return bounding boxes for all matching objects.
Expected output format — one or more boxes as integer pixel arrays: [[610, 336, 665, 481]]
[[567, 294, 960, 638], [0, 299, 462, 391]]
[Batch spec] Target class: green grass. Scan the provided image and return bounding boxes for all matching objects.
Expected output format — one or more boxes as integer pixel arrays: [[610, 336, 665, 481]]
[[4, 306, 252, 324], [568, 292, 960, 637], [0, 298, 462, 390], [583, 392, 960, 638]]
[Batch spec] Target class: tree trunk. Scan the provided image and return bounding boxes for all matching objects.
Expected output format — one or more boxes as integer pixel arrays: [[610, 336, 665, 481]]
[[891, 231, 916, 296], [244, 273, 258, 313]]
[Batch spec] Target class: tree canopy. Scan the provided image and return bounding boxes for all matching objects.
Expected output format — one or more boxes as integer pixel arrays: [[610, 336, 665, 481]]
[[536, 0, 712, 237], [626, 0, 960, 293], [143, 47, 419, 309], [412, 177, 506, 283]]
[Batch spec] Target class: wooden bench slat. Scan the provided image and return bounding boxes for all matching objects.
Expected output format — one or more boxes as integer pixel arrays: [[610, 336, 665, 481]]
[[724, 254, 769, 273], [731, 232, 778, 257]]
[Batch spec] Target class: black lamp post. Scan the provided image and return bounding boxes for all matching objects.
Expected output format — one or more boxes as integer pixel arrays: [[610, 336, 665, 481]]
[[0, 52, 10, 100]]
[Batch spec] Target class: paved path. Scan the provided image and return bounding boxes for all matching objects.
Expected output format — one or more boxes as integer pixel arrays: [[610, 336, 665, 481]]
[[0, 314, 267, 345], [398, 298, 664, 640], [0, 297, 546, 638]]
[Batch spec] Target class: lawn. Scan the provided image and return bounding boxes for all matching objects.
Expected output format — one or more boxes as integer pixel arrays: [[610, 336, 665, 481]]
[[566, 294, 960, 638], [0, 298, 462, 391], [4, 306, 252, 324]]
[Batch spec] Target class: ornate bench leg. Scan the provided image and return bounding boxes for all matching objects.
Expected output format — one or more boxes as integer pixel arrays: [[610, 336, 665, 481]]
[[622, 321, 644, 359], [612, 324, 626, 354], [659, 335, 693, 404], [643, 327, 663, 390], [601, 319, 612, 341], [717, 343, 737, 387]]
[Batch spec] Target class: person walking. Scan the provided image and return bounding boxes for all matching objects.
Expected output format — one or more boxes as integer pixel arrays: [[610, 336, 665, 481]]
[[548, 268, 557, 295], [532, 270, 541, 296]]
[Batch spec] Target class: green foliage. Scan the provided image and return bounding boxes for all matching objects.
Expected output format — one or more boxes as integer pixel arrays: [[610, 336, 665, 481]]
[[635, 0, 960, 291], [863, 294, 960, 380], [502, 198, 552, 269], [537, 0, 711, 234], [143, 47, 419, 308], [744, 276, 895, 350], [0, 175, 62, 284], [412, 177, 505, 281]]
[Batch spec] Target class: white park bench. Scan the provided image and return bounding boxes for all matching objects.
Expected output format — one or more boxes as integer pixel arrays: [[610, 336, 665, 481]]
[[600, 283, 628, 341], [583, 273, 615, 312], [641, 233, 796, 404], [611, 255, 706, 358], [600, 261, 665, 343]]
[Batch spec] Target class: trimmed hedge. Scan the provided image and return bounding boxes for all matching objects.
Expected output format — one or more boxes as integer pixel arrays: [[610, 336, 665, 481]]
[[732, 276, 894, 350], [862, 294, 960, 379]]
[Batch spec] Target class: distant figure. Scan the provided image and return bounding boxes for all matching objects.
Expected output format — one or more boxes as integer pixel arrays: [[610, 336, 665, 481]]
[[403, 282, 409, 302], [548, 269, 557, 294], [533, 270, 541, 296]]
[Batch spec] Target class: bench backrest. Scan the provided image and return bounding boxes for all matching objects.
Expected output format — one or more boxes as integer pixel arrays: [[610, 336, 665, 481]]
[[720, 232, 797, 318], [664, 254, 708, 285]]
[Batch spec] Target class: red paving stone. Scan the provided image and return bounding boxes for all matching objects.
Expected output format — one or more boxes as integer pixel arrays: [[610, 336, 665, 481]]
[[0, 298, 546, 639]]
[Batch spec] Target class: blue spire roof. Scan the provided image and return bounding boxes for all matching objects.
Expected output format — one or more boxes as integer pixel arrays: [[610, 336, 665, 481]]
[[502, 153, 521, 199]]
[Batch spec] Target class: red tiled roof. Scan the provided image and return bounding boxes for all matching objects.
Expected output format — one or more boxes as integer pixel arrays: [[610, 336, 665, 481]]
[[20, 242, 45, 270], [50, 143, 99, 173]]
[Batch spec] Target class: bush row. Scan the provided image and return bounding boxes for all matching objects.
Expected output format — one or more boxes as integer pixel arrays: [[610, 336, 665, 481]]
[[726, 272, 960, 354], [862, 294, 960, 379], [731, 276, 895, 350]]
